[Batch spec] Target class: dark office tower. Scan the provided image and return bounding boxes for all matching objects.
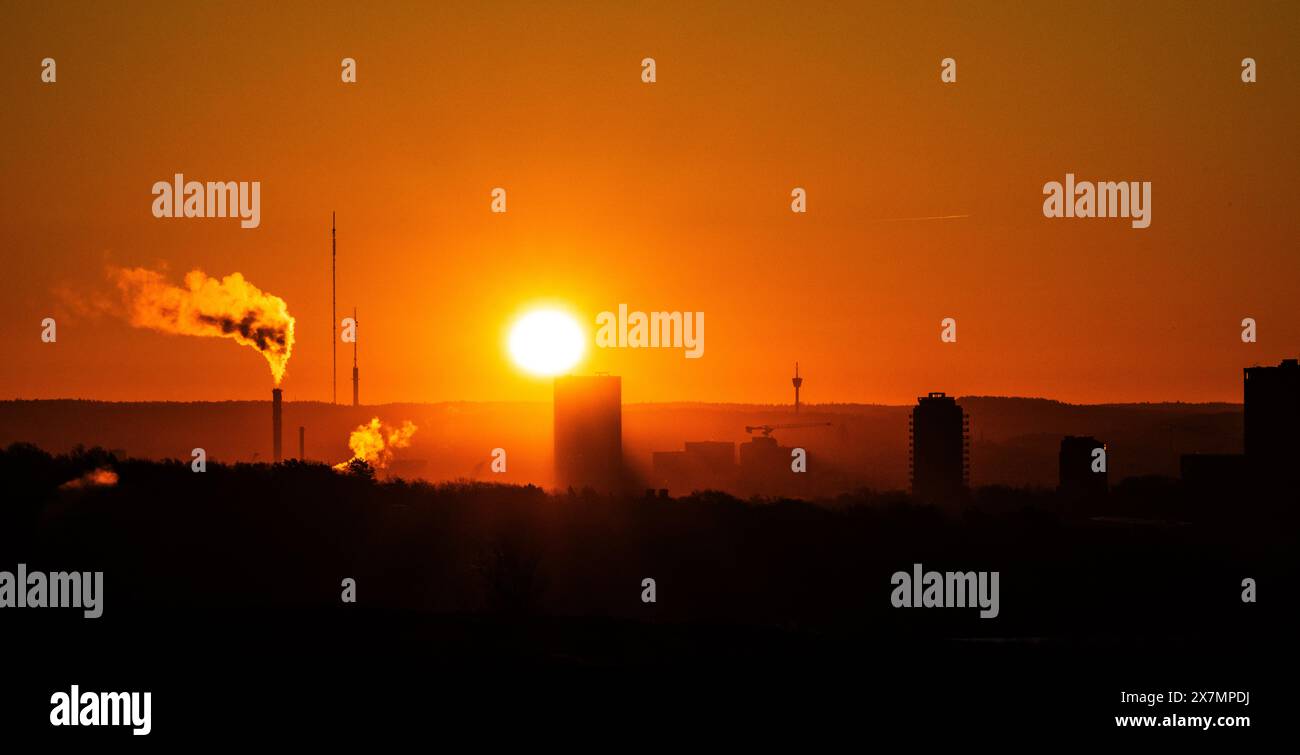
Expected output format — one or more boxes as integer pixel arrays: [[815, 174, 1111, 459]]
[[554, 375, 623, 492], [1059, 435, 1107, 498], [1244, 358, 1300, 479], [908, 392, 968, 504]]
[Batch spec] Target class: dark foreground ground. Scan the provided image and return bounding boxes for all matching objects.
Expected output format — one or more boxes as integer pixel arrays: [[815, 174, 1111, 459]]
[[2, 608, 1289, 743], [1, 444, 1293, 742]]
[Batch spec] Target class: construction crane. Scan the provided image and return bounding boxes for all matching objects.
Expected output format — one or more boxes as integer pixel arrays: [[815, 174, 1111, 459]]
[[744, 422, 831, 438]]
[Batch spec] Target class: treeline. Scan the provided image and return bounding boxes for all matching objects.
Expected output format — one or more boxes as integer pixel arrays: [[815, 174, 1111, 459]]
[[0, 443, 1288, 641]]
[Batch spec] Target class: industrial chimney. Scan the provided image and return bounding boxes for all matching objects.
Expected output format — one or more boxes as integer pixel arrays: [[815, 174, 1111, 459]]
[[272, 388, 283, 462], [298, 426, 305, 460]]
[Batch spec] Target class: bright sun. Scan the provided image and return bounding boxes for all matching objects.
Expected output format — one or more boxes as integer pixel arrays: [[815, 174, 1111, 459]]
[[508, 309, 586, 377]]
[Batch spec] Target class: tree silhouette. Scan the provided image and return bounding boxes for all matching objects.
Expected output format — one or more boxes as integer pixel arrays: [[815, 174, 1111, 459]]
[[345, 457, 375, 480]]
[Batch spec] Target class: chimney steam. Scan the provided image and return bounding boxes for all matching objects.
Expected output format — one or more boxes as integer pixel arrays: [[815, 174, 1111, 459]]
[[112, 266, 296, 385]]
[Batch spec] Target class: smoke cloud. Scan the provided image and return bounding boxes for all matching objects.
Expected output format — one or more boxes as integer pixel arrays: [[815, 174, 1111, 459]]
[[112, 267, 295, 384], [333, 418, 418, 471], [60, 468, 119, 490]]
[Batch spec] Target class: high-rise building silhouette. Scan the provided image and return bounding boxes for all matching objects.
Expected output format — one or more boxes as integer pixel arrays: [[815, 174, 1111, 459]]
[[1058, 435, 1107, 498], [1244, 358, 1299, 478], [554, 375, 623, 492], [908, 392, 968, 504], [1178, 359, 1296, 493]]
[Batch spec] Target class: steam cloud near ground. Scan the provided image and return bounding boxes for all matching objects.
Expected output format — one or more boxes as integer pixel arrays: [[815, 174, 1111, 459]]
[[333, 418, 418, 471]]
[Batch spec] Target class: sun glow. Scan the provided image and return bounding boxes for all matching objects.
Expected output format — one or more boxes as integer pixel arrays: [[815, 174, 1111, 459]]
[[508, 308, 586, 377]]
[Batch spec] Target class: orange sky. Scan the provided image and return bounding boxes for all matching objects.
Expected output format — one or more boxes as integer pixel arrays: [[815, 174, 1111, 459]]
[[3, 1, 1297, 405]]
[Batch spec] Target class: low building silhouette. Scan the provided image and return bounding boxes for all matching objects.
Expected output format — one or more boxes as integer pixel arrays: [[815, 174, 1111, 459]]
[[1059, 435, 1107, 499], [1180, 453, 1249, 491], [652, 441, 737, 495], [739, 435, 797, 496]]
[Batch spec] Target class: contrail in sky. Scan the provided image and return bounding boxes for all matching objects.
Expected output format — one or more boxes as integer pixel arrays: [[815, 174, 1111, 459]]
[[867, 214, 971, 223]]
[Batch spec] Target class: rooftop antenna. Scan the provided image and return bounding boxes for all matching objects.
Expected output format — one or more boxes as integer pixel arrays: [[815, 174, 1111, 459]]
[[352, 306, 359, 407], [331, 212, 336, 405], [792, 362, 803, 414]]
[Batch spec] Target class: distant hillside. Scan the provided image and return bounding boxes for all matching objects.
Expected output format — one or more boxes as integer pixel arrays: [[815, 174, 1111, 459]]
[[0, 398, 1242, 492]]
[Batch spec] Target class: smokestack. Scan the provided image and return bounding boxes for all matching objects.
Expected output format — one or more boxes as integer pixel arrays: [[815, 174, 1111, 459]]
[[298, 426, 305, 460], [272, 388, 283, 462]]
